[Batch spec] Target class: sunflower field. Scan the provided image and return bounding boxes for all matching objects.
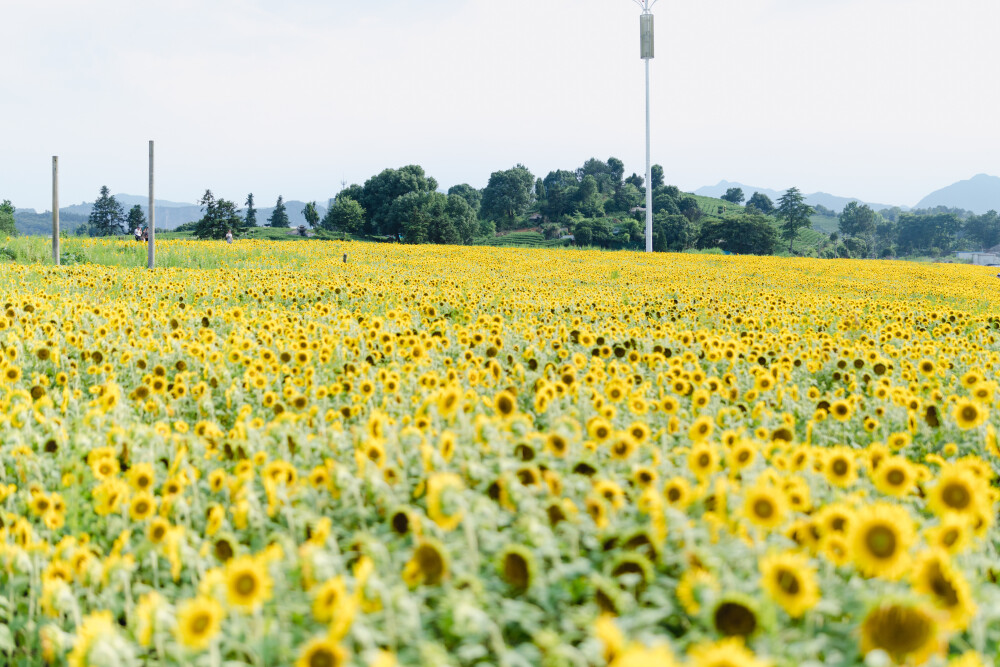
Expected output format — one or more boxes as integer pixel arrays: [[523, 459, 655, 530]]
[[2, 239, 1000, 667]]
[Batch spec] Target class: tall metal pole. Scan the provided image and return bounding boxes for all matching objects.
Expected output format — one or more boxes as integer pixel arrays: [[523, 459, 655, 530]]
[[645, 57, 652, 252], [636, 0, 657, 252], [52, 156, 60, 265], [148, 140, 155, 269]]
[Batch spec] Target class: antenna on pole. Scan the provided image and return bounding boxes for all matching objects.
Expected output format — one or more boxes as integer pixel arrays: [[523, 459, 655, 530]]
[[632, 0, 657, 252]]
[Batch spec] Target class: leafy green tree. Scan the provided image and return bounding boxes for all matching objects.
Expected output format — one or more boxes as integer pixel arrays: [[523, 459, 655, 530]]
[[652, 213, 692, 252], [303, 201, 320, 228], [193, 190, 243, 240], [611, 183, 643, 213], [267, 195, 289, 228], [88, 186, 126, 236], [446, 194, 478, 243], [722, 187, 745, 204], [447, 184, 482, 216], [652, 189, 680, 216], [575, 175, 604, 218], [0, 199, 16, 237], [321, 196, 365, 234], [964, 210, 1000, 250], [541, 170, 579, 220], [650, 164, 664, 189], [359, 166, 438, 236], [697, 214, 778, 255], [126, 205, 146, 234], [775, 187, 814, 253], [607, 157, 625, 190], [573, 218, 592, 246], [245, 193, 257, 228], [838, 202, 876, 238], [746, 192, 774, 215], [678, 195, 702, 222], [838, 202, 878, 257], [576, 158, 615, 194], [624, 173, 644, 190], [481, 164, 534, 230], [534, 178, 545, 202], [896, 212, 961, 256]]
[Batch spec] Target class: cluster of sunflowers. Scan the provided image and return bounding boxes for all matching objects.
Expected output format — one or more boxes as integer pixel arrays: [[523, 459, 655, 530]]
[[1, 240, 1000, 666]]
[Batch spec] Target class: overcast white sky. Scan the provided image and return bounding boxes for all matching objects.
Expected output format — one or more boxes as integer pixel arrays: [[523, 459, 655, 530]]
[[3, 0, 999, 211]]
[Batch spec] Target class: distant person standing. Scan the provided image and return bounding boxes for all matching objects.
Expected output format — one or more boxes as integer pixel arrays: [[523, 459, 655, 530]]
[[141, 227, 149, 242], [134, 226, 142, 242], [225, 229, 233, 244]]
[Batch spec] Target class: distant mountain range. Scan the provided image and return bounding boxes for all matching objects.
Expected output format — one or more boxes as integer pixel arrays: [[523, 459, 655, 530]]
[[694, 181, 900, 213], [16, 195, 329, 232], [914, 174, 1000, 214], [696, 175, 1000, 215]]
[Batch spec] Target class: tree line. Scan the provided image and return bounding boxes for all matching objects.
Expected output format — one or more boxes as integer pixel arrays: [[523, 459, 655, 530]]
[[6, 171, 999, 259]]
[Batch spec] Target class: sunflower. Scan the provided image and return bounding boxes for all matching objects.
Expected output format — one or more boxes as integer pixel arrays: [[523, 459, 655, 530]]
[[871, 456, 916, 498], [860, 601, 943, 665], [436, 386, 461, 417], [588, 417, 613, 443], [498, 544, 536, 592], [688, 443, 720, 481], [711, 595, 760, 638], [688, 416, 715, 442], [403, 540, 448, 586], [295, 636, 348, 667], [608, 432, 639, 461], [828, 399, 852, 422], [425, 472, 465, 531], [741, 483, 787, 531], [911, 550, 976, 630], [927, 465, 988, 519], [726, 440, 757, 474], [493, 391, 516, 418], [663, 477, 694, 509], [849, 503, 915, 580], [823, 447, 857, 488], [687, 638, 769, 667], [175, 596, 223, 651], [224, 555, 273, 612], [312, 577, 349, 623], [609, 645, 678, 667], [759, 551, 819, 618], [953, 399, 986, 429], [676, 568, 718, 615], [924, 515, 972, 554], [128, 492, 156, 521]]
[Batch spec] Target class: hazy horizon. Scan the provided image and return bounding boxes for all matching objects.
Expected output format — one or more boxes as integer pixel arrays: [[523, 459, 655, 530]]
[[4, 0, 999, 212]]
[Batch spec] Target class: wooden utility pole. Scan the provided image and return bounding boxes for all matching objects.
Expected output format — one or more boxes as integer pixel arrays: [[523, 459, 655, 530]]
[[148, 140, 155, 269], [52, 156, 60, 265]]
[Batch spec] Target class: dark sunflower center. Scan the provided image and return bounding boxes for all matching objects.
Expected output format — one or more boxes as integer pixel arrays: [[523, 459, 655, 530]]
[[886, 469, 905, 486], [777, 569, 800, 595], [714, 602, 757, 637], [504, 553, 530, 589], [753, 499, 774, 519], [309, 648, 337, 667], [927, 564, 959, 606], [190, 612, 211, 635], [865, 525, 898, 559], [863, 605, 933, 656], [942, 482, 971, 510], [235, 573, 258, 596], [832, 460, 848, 476]]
